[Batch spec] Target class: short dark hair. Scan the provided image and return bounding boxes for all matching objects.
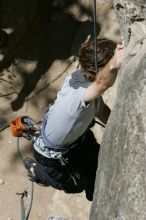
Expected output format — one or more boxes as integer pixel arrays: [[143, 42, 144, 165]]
[[79, 38, 117, 75]]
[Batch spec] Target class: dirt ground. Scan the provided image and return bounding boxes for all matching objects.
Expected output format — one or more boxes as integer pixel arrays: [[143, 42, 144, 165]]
[[0, 1, 121, 219]]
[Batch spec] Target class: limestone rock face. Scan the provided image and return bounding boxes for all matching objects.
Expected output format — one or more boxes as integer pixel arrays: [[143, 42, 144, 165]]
[[90, 1, 146, 220]]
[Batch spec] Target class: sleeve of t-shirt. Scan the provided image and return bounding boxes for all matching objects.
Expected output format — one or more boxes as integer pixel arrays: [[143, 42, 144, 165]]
[[67, 87, 88, 117]]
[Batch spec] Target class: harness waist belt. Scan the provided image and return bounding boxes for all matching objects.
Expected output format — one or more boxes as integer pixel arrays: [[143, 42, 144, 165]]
[[40, 118, 85, 152]]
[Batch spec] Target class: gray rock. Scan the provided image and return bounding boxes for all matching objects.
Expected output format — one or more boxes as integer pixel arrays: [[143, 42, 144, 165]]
[[0, 178, 4, 185], [90, 1, 146, 219]]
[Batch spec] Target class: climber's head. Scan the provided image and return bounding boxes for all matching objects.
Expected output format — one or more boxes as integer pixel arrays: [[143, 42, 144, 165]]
[[79, 37, 117, 81]]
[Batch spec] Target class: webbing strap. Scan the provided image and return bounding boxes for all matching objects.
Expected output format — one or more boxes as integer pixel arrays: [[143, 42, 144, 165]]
[[40, 119, 68, 151], [40, 118, 85, 152]]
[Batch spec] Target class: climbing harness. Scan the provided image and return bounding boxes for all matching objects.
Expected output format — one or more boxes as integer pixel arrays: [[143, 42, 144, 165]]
[[40, 117, 86, 152]]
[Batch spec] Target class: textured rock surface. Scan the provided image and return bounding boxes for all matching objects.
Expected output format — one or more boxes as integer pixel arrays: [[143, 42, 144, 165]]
[[90, 1, 146, 220]]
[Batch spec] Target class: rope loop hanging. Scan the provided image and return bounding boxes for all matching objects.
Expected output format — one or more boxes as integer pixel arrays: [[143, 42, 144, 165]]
[[16, 137, 34, 220]]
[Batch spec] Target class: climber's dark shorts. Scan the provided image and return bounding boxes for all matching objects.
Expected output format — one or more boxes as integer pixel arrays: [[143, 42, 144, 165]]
[[33, 130, 100, 200]]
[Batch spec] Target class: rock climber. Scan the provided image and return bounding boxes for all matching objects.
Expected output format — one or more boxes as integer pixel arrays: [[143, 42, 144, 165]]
[[12, 37, 125, 201]]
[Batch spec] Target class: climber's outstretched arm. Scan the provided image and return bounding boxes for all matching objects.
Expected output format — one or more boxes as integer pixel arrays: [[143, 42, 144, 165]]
[[84, 43, 125, 102]]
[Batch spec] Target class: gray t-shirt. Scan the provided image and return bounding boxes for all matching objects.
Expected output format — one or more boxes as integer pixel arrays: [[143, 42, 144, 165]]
[[33, 69, 100, 158]]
